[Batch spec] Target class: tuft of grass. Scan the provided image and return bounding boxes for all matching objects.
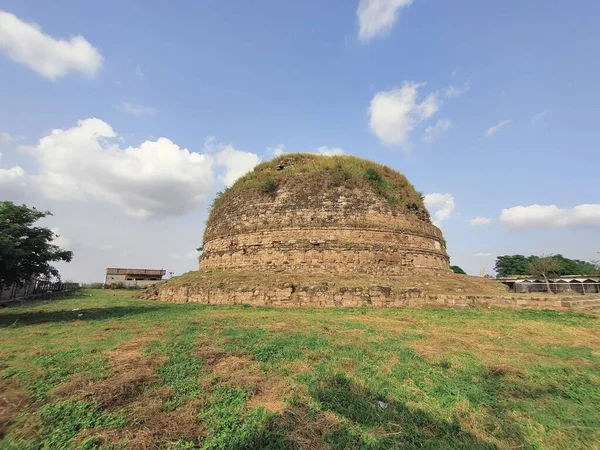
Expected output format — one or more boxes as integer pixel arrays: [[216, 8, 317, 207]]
[[200, 386, 286, 449], [155, 325, 204, 410], [362, 167, 400, 214], [260, 178, 279, 196], [26, 343, 109, 401], [38, 401, 125, 449]]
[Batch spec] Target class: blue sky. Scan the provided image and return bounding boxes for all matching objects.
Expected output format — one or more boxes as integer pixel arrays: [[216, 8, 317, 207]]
[[1, 0, 599, 281]]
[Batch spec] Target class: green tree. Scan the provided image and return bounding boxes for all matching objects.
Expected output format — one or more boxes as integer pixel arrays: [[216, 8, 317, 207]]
[[494, 254, 597, 277], [552, 254, 597, 275], [494, 255, 532, 277], [450, 265, 466, 275], [528, 256, 561, 294], [0, 201, 73, 289]]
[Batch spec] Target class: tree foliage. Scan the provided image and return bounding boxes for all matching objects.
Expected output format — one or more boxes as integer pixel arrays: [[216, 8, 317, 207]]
[[450, 265, 467, 275], [529, 256, 562, 293], [494, 254, 597, 277], [0, 201, 73, 289]]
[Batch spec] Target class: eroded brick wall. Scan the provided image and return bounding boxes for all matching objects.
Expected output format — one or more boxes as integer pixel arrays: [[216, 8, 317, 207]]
[[201, 186, 449, 274]]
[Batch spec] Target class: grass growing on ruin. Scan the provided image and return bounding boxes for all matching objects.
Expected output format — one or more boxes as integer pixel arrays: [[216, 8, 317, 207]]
[[205, 153, 431, 241], [1, 289, 599, 449]]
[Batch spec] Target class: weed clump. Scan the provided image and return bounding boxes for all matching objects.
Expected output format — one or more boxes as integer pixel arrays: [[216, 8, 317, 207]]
[[260, 178, 278, 196], [362, 168, 399, 213]]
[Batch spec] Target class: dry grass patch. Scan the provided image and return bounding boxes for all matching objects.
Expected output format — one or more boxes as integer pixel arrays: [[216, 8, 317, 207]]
[[51, 335, 164, 410], [77, 389, 205, 450], [0, 378, 30, 438], [197, 338, 289, 413]]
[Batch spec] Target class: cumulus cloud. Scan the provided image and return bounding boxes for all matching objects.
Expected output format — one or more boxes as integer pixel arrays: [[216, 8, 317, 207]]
[[268, 144, 345, 157], [485, 119, 512, 137], [369, 82, 440, 147], [474, 252, 492, 257], [0, 10, 103, 80], [357, 0, 413, 42], [214, 145, 261, 187], [0, 154, 26, 196], [121, 102, 156, 117], [500, 204, 600, 230], [316, 146, 345, 156], [22, 118, 235, 219], [444, 80, 471, 99], [423, 118, 452, 142], [469, 217, 492, 227], [424, 193, 455, 226]]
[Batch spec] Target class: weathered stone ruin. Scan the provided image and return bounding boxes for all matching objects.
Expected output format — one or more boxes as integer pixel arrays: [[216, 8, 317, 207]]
[[147, 154, 565, 308], [201, 154, 449, 275]]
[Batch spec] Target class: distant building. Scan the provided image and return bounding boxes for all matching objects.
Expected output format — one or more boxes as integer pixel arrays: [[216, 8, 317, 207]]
[[498, 275, 600, 294], [104, 268, 166, 288]]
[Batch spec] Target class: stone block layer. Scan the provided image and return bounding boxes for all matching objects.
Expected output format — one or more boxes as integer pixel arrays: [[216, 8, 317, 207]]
[[149, 283, 599, 312], [201, 183, 449, 274]]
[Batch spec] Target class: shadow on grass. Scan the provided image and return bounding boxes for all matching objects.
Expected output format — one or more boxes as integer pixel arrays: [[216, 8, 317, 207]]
[[309, 373, 497, 449], [0, 305, 164, 327]]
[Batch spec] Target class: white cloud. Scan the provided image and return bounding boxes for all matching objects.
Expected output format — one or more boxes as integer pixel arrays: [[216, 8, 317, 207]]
[[369, 82, 440, 147], [485, 119, 512, 137], [51, 227, 71, 249], [531, 110, 551, 124], [424, 193, 455, 226], [269, 144, 286, 157], [24, 118, 219, 219], [215, 145, 261, 187], [469, 217, 492, 227], [444, 80, 471, 99], [500, 204, 600, 230], [316, 146, 345, 156], [474, 252, 493, 257], [121, 102, 156, 117], [0, 10, 103, 80], [268, 144, 345, 157], [423, 118, 452, 142], [0, 151, 27, 193], [357, 0, 413, 42]]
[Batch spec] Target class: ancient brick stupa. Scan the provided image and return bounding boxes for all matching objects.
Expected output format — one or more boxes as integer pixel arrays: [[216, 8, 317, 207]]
[[201, 154, 449, 275], [147, 154, 506, 306]]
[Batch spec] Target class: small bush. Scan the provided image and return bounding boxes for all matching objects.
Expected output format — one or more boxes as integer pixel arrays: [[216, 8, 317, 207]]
[[260, 178, 278, 196], [363, 168, 386, 187], [450, 265, 466, 274], [386, 195, 399, 209]]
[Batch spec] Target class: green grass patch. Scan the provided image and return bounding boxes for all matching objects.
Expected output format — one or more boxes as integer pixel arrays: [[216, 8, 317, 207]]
[[155, 324, 204, 410], [1, 290, 599, 449], [37, 401, 124, 449]]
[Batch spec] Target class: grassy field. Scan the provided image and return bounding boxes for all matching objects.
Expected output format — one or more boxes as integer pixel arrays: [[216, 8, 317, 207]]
[[1, 290, 599, 449]]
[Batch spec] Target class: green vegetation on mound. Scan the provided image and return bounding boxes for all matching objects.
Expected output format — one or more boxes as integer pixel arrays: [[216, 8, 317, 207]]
[[206, 154, 430, 241], [1, 290, 599, 449]]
